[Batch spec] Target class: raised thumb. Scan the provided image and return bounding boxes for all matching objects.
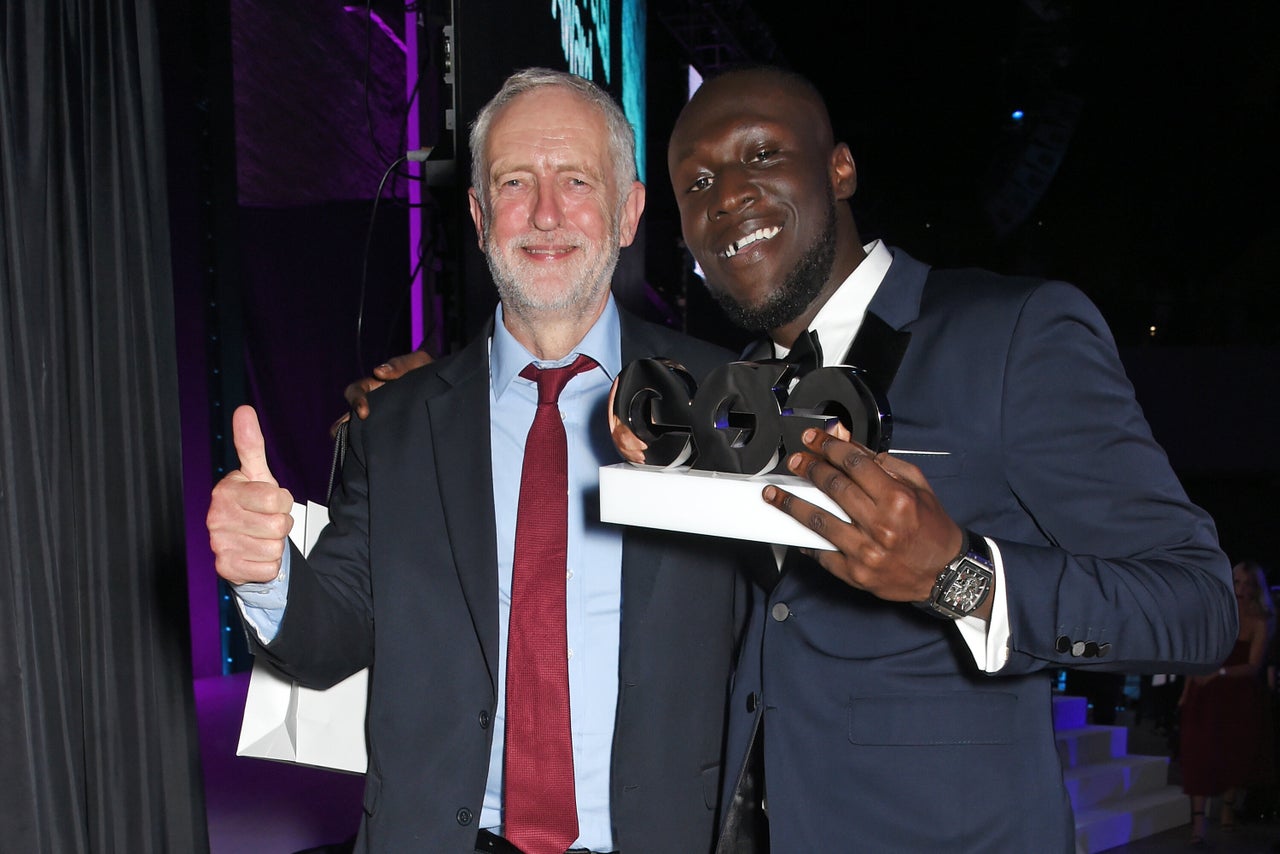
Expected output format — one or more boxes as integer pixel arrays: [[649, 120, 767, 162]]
[[232, 405, 277, 486]]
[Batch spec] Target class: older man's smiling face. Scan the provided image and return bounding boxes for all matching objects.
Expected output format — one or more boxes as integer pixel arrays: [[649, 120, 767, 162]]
[[471, 86, 641, 323]]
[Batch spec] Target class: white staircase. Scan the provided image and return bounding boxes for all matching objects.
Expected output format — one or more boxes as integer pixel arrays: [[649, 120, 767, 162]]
[[1054, 694, 1186, 852]]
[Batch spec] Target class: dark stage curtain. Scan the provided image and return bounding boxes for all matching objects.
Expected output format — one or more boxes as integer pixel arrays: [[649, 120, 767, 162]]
[[0, 2, 208, 852]]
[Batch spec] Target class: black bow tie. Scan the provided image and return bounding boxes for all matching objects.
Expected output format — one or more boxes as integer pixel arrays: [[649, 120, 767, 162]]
[[783, 328, 824, 377]]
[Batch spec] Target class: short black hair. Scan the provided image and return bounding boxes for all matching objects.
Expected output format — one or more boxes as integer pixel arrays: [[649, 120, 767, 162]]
[[700, 63, 831, 119]]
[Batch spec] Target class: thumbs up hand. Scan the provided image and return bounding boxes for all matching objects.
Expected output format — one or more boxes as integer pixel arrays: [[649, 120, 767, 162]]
[[207, 405, 295, 584]]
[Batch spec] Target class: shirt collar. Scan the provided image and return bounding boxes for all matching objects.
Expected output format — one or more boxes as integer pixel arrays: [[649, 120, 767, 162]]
[[776, 238, 892, 365], [489, 295, 622, 398]]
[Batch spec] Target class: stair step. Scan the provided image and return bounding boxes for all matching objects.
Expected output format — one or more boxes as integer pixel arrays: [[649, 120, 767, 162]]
[[1063, 754, 1171, 811], [1056, 724, 1129, 768], [1073, 786, 1187, 853], [1052, 692, 1184, 851], [1054, 693, 1089, 730]]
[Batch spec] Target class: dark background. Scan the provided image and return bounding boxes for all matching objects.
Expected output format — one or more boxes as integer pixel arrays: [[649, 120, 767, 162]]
[[646, 1, 1280, 350], [169, 0, 1280, 677], [210, 1, 1280, 354]]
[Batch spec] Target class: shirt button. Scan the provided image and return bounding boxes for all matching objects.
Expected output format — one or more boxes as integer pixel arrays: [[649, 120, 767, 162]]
[[771, 602, 791, 622], [456, 807, 473, 826], [566, 569, 574, 580], [567, 648, 574, 660], [478, 710, 491, 729]]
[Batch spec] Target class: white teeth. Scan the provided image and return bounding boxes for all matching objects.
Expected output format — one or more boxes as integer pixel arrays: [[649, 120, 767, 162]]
[[722, 226, 781, 258]]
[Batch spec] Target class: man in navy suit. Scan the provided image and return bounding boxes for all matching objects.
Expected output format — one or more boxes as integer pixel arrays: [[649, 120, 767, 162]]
[[665, 66, 1236, 852], [207, 69, 759, 853]]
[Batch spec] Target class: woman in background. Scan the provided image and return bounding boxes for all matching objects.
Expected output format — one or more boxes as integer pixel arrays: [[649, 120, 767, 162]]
[[1179, 560, 1274, 845]]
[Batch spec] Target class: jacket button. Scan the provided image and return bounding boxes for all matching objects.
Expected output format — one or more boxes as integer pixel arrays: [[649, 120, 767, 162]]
[[1096, 642, 1111, 659], [1055, 635, 1071, 654], [771, 603, 791, 622], [1083, 641, 1099, 659], [479, 709, 491, 729], [746, 692, 758, 713], [456, 807, 473, 826], [1071, 641, 1086, 657]]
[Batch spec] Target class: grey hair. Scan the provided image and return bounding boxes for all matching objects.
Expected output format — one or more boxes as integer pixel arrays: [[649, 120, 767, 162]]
[[469, 68, 637, 217]]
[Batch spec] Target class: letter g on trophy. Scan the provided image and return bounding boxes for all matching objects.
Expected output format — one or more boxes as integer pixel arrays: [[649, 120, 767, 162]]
[[609, 359, 892, 477]]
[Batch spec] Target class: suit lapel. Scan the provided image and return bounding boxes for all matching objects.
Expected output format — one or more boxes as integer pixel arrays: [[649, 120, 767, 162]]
[[427, 327, 502, 690], [842, 312, 910, 397], [865, 246, 929, 330], [849, 246, 929, 395]]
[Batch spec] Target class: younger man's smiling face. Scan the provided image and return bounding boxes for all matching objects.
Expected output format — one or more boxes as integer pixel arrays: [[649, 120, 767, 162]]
[[667, 69, 854, 334]]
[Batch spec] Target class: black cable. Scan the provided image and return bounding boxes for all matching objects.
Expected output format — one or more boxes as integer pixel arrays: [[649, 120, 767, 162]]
[[387, 73, 425, 201], [355, 152, 412, 374], [352, 2, 437, 370]]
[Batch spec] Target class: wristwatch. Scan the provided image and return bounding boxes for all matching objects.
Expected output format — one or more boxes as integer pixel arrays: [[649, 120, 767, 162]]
[[918, 530, 994, 619]]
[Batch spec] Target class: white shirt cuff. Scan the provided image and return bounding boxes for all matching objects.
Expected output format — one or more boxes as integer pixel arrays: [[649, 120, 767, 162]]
[[953, 536, 1011, 673]]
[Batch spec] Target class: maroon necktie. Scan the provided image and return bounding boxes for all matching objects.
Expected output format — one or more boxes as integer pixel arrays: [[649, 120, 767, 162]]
[[504, 354, 597, 854]]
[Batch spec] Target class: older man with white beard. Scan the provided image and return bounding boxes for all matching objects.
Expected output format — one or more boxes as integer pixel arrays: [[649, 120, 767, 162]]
[[206, 68, 761, 854]]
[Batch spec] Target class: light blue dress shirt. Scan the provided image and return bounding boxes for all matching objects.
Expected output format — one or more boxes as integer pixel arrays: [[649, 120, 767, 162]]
[[233, 297, 625, 851]]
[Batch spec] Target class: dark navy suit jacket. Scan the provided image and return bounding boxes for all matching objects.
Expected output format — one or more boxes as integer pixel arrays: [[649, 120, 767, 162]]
[[259, 310, 761, 853], [725, 248, 1235, 852]]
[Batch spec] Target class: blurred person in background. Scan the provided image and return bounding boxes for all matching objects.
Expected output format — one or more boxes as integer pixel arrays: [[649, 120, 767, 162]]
[[1180, 559, 1274, 845]]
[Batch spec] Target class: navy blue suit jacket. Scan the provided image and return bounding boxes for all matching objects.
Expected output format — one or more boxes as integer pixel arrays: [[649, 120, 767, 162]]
[[725, 248, 1235, 852], [259, 310, 761, 853]]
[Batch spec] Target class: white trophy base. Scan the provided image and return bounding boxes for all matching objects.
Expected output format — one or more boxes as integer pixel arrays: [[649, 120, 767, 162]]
[[599, 463, 849, 550]]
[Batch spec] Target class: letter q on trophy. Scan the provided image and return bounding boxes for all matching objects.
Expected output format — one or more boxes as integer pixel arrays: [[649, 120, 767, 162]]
[[599, 358, 891, 550]]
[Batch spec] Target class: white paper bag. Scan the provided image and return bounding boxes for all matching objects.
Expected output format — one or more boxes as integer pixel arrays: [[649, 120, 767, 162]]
[[235, 500, 370, 773]]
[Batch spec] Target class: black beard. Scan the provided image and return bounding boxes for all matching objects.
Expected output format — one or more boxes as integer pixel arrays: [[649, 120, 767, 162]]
[[707, 198, 838, 334]]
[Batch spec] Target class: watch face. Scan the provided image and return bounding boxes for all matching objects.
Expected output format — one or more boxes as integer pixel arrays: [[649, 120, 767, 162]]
[[941, 558, 991, 614]]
